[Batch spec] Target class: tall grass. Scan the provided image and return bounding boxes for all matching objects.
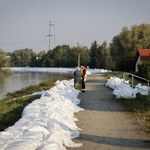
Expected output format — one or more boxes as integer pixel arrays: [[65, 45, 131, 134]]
[[119, 94, 150, 131]]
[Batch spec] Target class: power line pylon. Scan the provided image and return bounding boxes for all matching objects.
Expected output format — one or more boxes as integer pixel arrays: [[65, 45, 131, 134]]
[[45, 21, 55, 50]]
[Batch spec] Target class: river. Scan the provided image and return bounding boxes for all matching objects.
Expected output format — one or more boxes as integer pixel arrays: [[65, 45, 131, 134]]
[[0, 72, 66, 100]]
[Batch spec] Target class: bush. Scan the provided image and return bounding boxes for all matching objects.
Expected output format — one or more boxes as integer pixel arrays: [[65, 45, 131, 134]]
[[138, 61, 150, 80]]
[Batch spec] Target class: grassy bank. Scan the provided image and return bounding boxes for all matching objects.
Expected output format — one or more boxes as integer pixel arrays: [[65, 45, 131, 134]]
[[104, 72, 150, 131], [0, 69, 12, 76], [103, 71, 123, 78], [0, 75, 72, 131], [119, 94, 150, 131]]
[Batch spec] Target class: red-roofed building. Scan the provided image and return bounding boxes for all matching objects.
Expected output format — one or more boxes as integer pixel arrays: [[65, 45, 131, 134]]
[[134, 49, 150, 72]]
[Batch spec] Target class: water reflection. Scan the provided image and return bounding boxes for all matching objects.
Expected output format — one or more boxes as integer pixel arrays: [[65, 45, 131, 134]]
[[0, 72, 66, 99]]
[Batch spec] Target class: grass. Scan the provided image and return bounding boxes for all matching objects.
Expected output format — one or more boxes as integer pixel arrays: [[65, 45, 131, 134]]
[[0, 95, 41, 131], [119, 94, 150, 131], [103, 71, 150, 131], [0, 69, 12, 77], [102, 71, 123, 79], [0, 75, 72, 131]]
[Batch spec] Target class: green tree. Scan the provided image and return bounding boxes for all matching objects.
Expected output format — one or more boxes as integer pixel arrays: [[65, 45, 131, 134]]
[[97, 41, 109, 69], [89, 41, 113, 69], [0, 49, 8, 69], [41, 44, 90, 67], [110, 24, 150, 71], [89, 41, 99, 68], [131, 24, 150, 50], [53, 45, 71, 67], [138, 61, 150, 80], [73, 44, 90, 67], [10, 48, 36, 67], [41, 50, 54, 67], [65, 47, 77, 67], [110, 27, 132, 70], [30, 51, 46, 67]]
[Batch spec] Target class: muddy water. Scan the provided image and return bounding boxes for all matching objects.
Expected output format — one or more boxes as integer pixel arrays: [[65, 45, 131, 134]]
[[0, 72, 65, 99]]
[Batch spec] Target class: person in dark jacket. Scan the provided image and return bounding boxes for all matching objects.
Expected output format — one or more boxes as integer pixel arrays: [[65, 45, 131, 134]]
[[80, 64, 87, 92], [74, 67, 81, 89]]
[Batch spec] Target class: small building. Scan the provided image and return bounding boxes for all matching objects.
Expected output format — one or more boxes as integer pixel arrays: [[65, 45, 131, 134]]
[[134, 49, 150, 72]]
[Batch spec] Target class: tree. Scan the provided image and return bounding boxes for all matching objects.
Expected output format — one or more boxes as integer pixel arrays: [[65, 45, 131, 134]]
[[10, 48, 36, 67], [53, 45, 71, 67], [41, 50, 54, 67], [138, 61, 150, 80], [131, 24, 150, 50], [41, 44, 90, 67], [0, 49, 8, 69], [89, 41, 98, 68], [30, 51, 46, 67], [110, 24, 150, 71], [97, 41, 109, 69], [73, 44, 90, 67], [110, 27, 133, 70], [89, 41, 113, 69]]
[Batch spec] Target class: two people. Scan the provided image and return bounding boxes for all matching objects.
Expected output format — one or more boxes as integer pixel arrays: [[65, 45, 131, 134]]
[[74, 64, 87, 92]]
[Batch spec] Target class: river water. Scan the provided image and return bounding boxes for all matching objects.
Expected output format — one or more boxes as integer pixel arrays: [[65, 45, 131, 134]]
[[0, 72, 66, 100]]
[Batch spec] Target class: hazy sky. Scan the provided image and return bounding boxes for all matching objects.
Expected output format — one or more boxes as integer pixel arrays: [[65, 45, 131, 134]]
[[0, 0, 150, 52]]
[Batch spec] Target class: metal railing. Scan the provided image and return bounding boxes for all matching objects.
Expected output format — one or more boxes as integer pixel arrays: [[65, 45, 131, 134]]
[[123, 72, 150, 95]]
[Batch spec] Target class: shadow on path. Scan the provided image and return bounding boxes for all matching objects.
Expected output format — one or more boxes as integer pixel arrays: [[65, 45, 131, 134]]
[[79, 134, 150, 149]]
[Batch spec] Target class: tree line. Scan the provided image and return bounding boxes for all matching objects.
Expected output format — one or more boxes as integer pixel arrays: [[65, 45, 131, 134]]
[[1, 42, 111, 69], [1, 23, 150, 75]]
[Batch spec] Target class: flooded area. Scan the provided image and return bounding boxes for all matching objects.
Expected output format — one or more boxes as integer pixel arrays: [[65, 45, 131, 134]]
[[0, 72, 65, 99]]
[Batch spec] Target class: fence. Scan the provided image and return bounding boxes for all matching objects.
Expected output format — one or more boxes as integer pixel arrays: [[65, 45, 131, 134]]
[[123, 72, 150, 95]]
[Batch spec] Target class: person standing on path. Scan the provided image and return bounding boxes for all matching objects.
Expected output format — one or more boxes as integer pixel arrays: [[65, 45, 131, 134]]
[[74, 67, 81, 89], [80, 64, 87, 92]]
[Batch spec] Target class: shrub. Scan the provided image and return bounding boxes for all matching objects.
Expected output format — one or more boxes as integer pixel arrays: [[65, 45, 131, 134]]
[[138, 61, 150, 80]]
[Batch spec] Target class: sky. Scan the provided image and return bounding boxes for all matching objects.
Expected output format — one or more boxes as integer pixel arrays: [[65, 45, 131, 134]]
[[0, 0, 150, 52]]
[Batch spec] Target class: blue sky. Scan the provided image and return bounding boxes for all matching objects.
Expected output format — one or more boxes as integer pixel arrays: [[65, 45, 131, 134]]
[[0, 0, 149, 52]]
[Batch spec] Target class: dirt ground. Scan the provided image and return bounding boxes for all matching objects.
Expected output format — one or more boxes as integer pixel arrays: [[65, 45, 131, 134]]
[[68, 74, 150, 150]]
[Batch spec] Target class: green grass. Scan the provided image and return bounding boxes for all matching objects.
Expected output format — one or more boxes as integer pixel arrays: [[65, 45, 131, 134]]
[[0, 95, 41, 130], [119, 94, 150, 131], [103, 71, 123, 79], [0, 75, 72, 131], [0, 69, 12, 76]]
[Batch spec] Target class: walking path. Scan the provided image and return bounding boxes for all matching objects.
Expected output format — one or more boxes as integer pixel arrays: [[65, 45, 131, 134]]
[[68, 74, 150, 150]]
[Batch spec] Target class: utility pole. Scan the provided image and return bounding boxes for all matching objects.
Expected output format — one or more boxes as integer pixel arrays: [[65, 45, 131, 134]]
[[45, 21, 55, 50], [78, 53, 80, 67]]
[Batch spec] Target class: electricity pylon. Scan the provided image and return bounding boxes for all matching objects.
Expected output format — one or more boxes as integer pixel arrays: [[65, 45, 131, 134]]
[[45, 21, 55, 50]]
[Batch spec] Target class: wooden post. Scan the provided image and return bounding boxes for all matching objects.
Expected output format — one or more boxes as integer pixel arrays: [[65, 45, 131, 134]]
[[132, 75, 134, 87]]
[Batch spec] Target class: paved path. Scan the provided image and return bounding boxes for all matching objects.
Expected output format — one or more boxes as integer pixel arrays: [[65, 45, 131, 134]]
[[68, 74, 150, 150]]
